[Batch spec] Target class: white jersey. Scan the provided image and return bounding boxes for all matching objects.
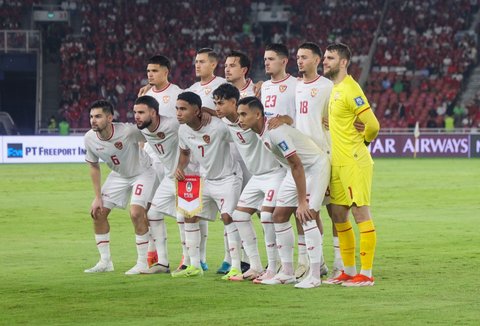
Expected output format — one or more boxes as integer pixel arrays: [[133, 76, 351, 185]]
[[239, 79, 256, 99], [84, 123, 151, 178], [146, 83, 183, 118], [259, 121, 323, 169], [261, 74, 297, 122], [295, 75, 333, 156], [221, 117, 282, 175], [179, 117, 239, 180], [140, 115, 180, 179], [187, 76, 227, 109]]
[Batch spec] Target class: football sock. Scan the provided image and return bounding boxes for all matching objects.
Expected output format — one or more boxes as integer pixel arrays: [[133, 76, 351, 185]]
[[359, 219, 376, 277], [297, 234, 308, 265], [184, 222, 201, 269], [95, 233, 111, 262], [260, 211, 277, 272], [333, 236, 343, 266], [176, 214, 190, 266], [199, 219, 208, 263], [335, 220, 356, 276], [225, 223, 242, 271], [135, 232, 149, 267], [274, 222, 294, 275], [233, 210, 262, 271], [149, 218, 168, 266], [303, 220, 323, 279], [222, 227, 232, 264]]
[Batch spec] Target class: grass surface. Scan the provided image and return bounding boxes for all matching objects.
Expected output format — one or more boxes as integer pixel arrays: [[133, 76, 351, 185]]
[[0, 159, 479, 325]]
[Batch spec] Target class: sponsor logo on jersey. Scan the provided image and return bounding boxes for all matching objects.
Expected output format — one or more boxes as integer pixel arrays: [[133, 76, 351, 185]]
[[203, 135, 210, 144], [354, 96, 365, 107], [7, 143, 23, 158], [278, 141, 289, 152], [156, 132, 165, 139], [204, 87, 212, 95], [279, 85, 287, 93], [163, 96, 170, 103], [114, 141, 123, 150], [311, 88, 318, 97]]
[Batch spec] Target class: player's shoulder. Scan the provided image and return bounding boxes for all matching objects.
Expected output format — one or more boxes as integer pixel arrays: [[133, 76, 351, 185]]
[[84, 129, 95, 139]]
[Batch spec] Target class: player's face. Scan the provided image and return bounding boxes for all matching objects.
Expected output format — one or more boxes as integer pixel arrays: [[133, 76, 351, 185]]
[[323, 50, 342, 79], [237, 104, 258, 130], [264, 50, 286, 76], [225, 57, 245, 83], [297, 48, 319, 75], [134, 103, 155, 129], [214, 96, 236, 119], [195, 53, 215, 78], [90, 108, 112, 132], [147, 64, 168, 86], [176, 99, 199, 124]]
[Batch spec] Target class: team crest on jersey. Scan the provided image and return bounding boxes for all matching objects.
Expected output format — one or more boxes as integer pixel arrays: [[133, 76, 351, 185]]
[[114, 141, 123, 150], [334, 92, 340, 100], [156, 132, 165, 139], [279, 85, 287, 93], [204, 87, 212, 95], [354, 96, 365, 107], [311, 88, 318, 97], [203, 135, 211, 144], [278, 141, 289, 152], [163, 96, 170, 103]]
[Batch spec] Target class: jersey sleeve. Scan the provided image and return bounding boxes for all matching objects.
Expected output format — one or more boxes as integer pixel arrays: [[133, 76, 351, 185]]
[[178, 128, 190, 151], [128, 124, 147, 142], [84, 135, 99, 163], [269, 125, 297, 159], [347, 83, 370, 116]]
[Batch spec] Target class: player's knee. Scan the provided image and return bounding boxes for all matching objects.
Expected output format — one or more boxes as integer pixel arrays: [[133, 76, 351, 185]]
[[232, 210, 251, 222], [272, 210, 288, 224]]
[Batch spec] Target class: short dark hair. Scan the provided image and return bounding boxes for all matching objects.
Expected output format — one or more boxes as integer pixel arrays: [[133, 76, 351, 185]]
[[89, 100, 114, 115], [298, 42, 322, 58], [237, 96, 264, 117], [177, 91, 202, 109], [213, 83, 240, 102], [197, 47, 219, 62], [227, 50, 251, 77], [148, 55, 171, 71], [326, 43, 351, 62], [135, 95, 159, 114], [265, 43, 289, 58]]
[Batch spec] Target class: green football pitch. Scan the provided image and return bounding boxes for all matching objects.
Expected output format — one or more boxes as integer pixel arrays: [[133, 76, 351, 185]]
[[0, 159, 479, 325]]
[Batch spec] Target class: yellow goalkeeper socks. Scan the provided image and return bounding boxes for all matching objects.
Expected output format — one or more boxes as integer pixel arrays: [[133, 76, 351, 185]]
[[335, 221, 356, 275], [358, 219, 376, 274]]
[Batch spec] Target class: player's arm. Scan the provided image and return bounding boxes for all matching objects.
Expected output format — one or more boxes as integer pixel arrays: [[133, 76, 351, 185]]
[[88, 161, 104, 217], [286, 154, 314, 224], [199, 107, 216, 126], [267, 114, 294, 129], [137, 84, 152, 97], [175, 148, 190, 181], [253, 80, 263, 98], [356, 108, 380, 145]]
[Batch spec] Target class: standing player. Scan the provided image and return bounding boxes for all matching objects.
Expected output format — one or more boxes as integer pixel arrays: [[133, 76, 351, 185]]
[[142, 55, 183, 267], [84, 100, 157, 275], [213, 83, 286, 281], [322, 43, 380, 287], [237, 97, 330, 288], [174, 91, 243, 278], [295, 42, 344, 278], [225, 50, 256, 98]]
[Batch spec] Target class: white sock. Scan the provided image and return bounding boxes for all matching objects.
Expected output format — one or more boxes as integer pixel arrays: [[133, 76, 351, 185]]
[[233, 210, 262, 271], [223, 227, 231, 264], [303, 220, 323, 279], [225, 223, 242, 271], [199, 219, 208, 263], [95, 233, 111, 262], [149, 219, 168, 266], [260, 211, 277, 272], [297, 234, 308, 265], [184, 222, 201, 269], [274, 222, 294, 275], [176, 214, 190, 266], [135, 232, 149, 267], [345, 266, 357, 276], [333, 236, 343, 267], [360, 269, 373, 278], [242, 248, 250, 264]]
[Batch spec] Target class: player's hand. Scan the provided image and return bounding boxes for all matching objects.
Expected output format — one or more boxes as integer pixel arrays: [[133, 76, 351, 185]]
[[267, 117, 284, 130], [322, 117, 329, 130], [296, 201, 315, 224], [200, 111, 212, 127], [175, 168, 186, 181], [253, 81, 263, 98], [90, 197, 104, 219], [137, 84, 152, 97], [354, 118, 365, 132]]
